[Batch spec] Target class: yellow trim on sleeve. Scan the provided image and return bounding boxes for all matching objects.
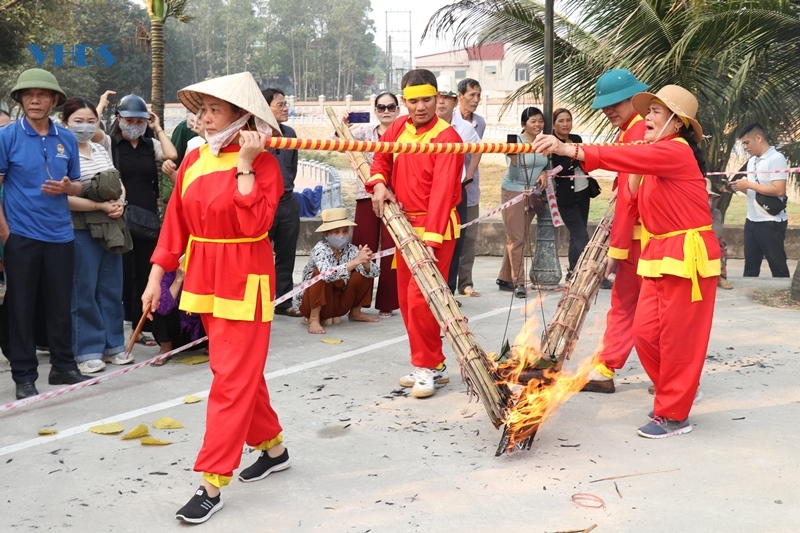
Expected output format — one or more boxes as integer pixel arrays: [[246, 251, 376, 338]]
[[608, 247, 629, 261], [423, 232, 444, 244]]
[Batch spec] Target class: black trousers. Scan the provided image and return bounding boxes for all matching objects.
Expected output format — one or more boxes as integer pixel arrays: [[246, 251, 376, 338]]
[[743, 219, 790, 277], [123, 235, 157, 332], [559, 188, 591, 272], [271, 194, 300, 310], [4, 234, 77, 383], [448, 185, 469, 293]]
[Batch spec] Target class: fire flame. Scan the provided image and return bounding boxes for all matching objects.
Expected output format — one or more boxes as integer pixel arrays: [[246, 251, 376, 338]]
[[496, 297, 598, 451]]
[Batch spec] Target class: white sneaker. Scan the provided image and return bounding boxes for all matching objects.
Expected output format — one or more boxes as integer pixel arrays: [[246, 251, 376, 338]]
[[77, 359, 106, 374], [103, 352, 134, 365], [399, 365, 450, 388], [411, 368, 438, 398]]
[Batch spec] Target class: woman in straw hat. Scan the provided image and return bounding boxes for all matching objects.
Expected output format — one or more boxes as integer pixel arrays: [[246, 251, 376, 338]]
[[534, 85, 720, 440], [293, 207, 380, 334], [141, 72, 289, 524]]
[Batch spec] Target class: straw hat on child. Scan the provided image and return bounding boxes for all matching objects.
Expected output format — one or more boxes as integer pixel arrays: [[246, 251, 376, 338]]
[[177, 72, 281, 135], [632, 85, 703, 142]]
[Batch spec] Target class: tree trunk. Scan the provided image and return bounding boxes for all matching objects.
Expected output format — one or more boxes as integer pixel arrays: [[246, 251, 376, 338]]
[[150, 17, 164, 125], [791, 260, 800, 302]]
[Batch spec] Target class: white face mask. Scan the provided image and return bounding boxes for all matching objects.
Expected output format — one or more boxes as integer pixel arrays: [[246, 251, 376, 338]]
[[652, 112, 677, 143], [205, 113, 251, 156], [69, 123, 97, 143]]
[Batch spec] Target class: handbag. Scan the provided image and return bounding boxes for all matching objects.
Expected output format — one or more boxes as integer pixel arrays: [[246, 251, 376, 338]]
[[754, 192, 787, 216], [124, 204, 161, 239], [520, 144, 546, 215], [587, 177, 602, 198]]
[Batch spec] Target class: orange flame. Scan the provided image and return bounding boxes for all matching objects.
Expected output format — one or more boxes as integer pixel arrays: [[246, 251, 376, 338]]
[[497, 299, 599, 451]]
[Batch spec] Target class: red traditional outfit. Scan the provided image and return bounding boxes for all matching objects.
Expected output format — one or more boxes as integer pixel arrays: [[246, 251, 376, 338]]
[[366, 114, 464, 368], [596, 114, 647, 375], [582, 135, 720, 420], [151, 143, 284, 488]]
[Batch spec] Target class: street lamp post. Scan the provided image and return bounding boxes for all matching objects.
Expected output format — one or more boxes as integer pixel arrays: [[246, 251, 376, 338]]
[[530, 0, 562, 289]]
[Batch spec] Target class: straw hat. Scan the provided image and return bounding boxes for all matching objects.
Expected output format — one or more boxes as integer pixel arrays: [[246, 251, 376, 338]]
[[177, 72, 281, 135], [631, 85, 703, 142], [316, 208, 357, 233]]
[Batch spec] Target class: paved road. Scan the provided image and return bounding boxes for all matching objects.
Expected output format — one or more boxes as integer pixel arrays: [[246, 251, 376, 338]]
[[1, 258, 798, 532]]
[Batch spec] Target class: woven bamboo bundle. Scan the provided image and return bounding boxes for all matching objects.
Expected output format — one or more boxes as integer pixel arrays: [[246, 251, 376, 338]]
[[496, 197, 617, 453], [325, 107, 512, 427]]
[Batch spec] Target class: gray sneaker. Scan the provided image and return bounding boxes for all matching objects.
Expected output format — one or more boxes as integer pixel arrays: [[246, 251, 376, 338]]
[[637, 416, 692, 439]]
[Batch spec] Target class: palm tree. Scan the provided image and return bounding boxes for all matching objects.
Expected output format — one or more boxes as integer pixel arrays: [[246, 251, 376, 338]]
[[145, 0, 192, 123], [425, 0, 800, 300]]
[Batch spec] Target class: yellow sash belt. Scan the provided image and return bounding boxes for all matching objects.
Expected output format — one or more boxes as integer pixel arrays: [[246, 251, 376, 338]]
[[183, 231, 269, 272], [651, 225, 712, 302]]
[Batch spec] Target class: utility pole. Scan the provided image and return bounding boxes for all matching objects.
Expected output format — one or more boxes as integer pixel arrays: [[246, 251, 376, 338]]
[[530, 0, 562, 289]]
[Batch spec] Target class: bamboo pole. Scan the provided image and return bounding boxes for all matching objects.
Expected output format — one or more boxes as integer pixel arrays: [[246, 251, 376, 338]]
[[325, 107, 512, 427], [497, 198, 617, 451]]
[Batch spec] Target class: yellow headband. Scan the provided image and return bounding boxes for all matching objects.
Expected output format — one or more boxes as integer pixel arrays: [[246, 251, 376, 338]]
[[403, 84, 437, 99], [652, 98, 690, 128]]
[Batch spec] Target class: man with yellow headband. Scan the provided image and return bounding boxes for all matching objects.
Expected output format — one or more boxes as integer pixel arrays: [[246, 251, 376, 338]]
[[367, 69, 464, 399]]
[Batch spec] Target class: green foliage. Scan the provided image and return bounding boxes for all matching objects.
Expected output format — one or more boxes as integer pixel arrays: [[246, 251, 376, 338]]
[[424, 0, 800, 170]]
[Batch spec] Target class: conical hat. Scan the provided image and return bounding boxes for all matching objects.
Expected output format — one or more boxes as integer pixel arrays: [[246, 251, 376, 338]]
[[178, 72, 281, 135]]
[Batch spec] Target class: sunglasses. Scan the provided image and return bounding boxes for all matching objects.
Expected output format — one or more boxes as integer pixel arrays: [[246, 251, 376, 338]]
[[375, 104, 398, 112]]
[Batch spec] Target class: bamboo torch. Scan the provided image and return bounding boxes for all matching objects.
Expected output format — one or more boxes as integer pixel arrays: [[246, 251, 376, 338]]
[[325, 107, 512, 428]]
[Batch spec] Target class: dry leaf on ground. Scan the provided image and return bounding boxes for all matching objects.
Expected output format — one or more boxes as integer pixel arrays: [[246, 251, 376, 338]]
[[88, 423, 125, 435], [172, 355, 210, 365], [153, 417, 184, 429], [141, 437, 172, 445], [122, 424, 149, 440], [183, 395, 202, 404], [321, 339, 343, 344], [38, 429, 57, 436]]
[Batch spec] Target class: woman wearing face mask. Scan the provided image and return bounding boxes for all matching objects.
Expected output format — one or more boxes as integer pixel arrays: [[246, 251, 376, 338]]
[[497, 106, 548, 299], [337, 92, 400, 317], [534, 85, 720, 440], [110, 94, 177, 347], [63, 97, 132, 374], [293, 208, 380, 335], [140, 72, 287, 524]]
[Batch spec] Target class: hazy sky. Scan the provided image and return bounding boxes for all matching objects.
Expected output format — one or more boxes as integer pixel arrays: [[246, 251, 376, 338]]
[[369, 0, 454, 59]]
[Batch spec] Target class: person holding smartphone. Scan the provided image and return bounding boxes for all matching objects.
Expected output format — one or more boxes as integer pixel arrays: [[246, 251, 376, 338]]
[[340, 93, 400, 318], [497, 107, 549, 299]]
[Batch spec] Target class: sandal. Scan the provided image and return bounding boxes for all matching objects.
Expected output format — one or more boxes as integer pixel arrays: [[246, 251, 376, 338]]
[[378, 310, 394, 318], [461, 287, 481, 297], [275, 306, 303, 318], [152, 354, 171, 367], [136, 334, 158, 347]]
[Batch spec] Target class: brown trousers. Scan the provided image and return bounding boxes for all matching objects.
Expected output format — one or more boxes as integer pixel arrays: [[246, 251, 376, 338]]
[[299, 270, 374, 321]]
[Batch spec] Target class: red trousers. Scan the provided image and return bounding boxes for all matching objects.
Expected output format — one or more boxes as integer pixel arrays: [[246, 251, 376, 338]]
[[598, 240, 642, 370], [352, 199, 399, 311], [194, 297, 282, 478], [634, 275, 717, 421], [397, 238, 456, 368]]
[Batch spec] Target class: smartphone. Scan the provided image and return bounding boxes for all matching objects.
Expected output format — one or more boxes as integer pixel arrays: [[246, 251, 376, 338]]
[[507, 133, 518, 143], [348, 112, 371, 124]]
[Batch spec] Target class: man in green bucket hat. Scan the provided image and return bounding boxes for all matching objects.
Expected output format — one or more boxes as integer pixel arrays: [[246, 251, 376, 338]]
[[0, 68, 91, 400], [581, 68, 654, 395]]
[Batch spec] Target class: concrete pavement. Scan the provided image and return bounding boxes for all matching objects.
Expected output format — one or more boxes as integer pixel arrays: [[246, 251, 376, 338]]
[[1, 258, 798, 532]]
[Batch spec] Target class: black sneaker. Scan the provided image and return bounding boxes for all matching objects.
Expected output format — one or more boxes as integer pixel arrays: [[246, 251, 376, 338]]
[[238, 448, 291, 483], [175, 486, 224, 524], [600, 279, 614, 290]]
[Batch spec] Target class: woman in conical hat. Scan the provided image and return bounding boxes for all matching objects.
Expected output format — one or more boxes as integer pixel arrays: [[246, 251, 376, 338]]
[[534, 85, 720, 441], [141, 72, 289, 524]]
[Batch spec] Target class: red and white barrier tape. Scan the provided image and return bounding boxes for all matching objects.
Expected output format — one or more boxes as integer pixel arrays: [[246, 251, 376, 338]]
[[0, 336, 209, 414], [705, 167, 799, 176]]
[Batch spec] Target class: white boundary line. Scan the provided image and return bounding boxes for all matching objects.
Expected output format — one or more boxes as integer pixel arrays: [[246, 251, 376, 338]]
[[0, 306, 516, 458]]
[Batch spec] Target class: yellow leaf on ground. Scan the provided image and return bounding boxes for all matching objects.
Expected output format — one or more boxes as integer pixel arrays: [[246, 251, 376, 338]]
[[122, 424, 149, 440], [321, 338, 343, 344], [140, 437, 172, 445], [183, 395, 202, 404], [153, 416, 184, 430], [38, 429, 57, 436], [172, 355, 209, 365], [88, 423, 125, 435]]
